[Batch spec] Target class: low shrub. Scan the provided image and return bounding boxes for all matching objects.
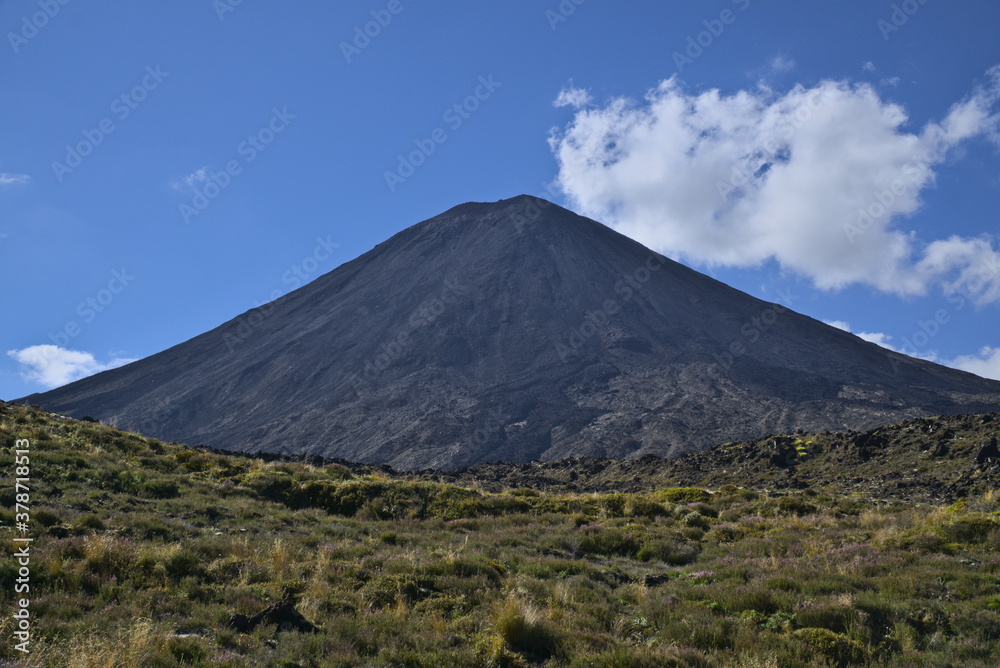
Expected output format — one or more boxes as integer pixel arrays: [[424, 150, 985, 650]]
[[776, 496, 817, 516], [793, 628, 867, 667], [625, 496, 668, 519], [486, 595, 561, 662], [579, 528, 641, 557], [681, 512, 710, 531], [637, 539, 699, 565], [141, 478, 180, 499]]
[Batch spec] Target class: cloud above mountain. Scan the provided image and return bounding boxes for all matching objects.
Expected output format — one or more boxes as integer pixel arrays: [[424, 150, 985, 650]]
[[7, 346, 136, 389], [824, 320, 1000, 381], [550, 66, 1000, 305]]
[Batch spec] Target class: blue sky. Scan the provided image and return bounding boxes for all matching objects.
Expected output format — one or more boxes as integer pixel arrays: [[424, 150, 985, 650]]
[[2, 0, 1000, 399]]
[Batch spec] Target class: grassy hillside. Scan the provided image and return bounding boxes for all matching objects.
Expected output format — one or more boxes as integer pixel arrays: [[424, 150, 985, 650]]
[[1, 401, 999, 667]]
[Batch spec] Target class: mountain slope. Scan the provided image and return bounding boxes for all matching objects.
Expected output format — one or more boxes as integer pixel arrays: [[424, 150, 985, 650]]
[[18, 196, 1000, 469]]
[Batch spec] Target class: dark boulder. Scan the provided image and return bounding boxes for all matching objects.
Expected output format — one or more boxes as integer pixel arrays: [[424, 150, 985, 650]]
[[227, 600, 317, 634], [976, 437, 1000, 466]]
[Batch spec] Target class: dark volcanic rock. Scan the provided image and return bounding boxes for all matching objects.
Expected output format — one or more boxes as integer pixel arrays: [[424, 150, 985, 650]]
[[228, 600, 317, 634], [16, 196, 1000, 469], [977, 437, 1000, 466]]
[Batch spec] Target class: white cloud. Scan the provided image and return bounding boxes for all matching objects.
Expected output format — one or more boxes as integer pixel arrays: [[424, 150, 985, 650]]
[[821, 321, 1000, 377], [549, 65, 1000, 305], [0, 173, 30, 187], [917, 236, 1000, 304], [856, 331, 900, 351], [880, 77, 901, 88], [171, 167, 210, 192], [7, 345, 136, 389], [554, 84, 593, 110], [949, 346, 1000, 381], [769, 55, 795, 74], [862, 61, 876, 72], [824, 320, 904, 353]]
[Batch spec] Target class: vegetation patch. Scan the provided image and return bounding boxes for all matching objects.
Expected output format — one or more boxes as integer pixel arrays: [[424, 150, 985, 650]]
[[1, 402, 999, 666]]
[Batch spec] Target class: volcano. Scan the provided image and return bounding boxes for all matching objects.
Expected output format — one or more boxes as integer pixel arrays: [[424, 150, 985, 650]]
[[18, 196, 1000, 469]]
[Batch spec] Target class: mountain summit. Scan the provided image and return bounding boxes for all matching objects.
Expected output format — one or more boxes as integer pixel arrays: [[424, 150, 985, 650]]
[[19, 196, 1000, 469]]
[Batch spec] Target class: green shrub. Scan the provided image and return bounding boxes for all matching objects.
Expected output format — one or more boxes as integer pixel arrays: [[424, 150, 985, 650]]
[[681, 512, 710, 531], [168, 635, 207, 663], [598, 493, 626, 517], [776, 496, 817, 516], [244, 469, 297, 503], [688, 503, 718, 518], [487, 595, 561, 662], [322, 463, 352, 479], [889, 527, 956, 554], [361, 574, 424, 609], [423, 556, 503, 586], [91, 468, 143, 493], [78, 514, 106, 531], [706, 524, 742, 543], [625, 496, 668, 518], [680, 526, 705, 541], [939, 517, 1000, 544], [723, 588, 779, 615], [165, 550, 202, 580], [126, 516, 175, 540], [579, 529, 641, 557], [141, 478, 180, 499], [793, 628, 867, 666], [797, 605, 855, 634], [427, 485, 484, 520], [637, 539, 699, 565], [34, 508, 62, 527]]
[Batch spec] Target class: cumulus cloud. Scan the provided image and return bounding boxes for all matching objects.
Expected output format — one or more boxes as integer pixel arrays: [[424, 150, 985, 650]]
[[7, 345, 136, 389], [862, 61, 876, 73], [549, 65, 1000, 304], [824, 320, 852, 332], [0, 172, 30, 187], [949, 346, 1000, 381], [822, 321, 1000, 379], [824, 320, 906, 354], [554, 84, 593, 110], [856, 331, 899, 350]]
